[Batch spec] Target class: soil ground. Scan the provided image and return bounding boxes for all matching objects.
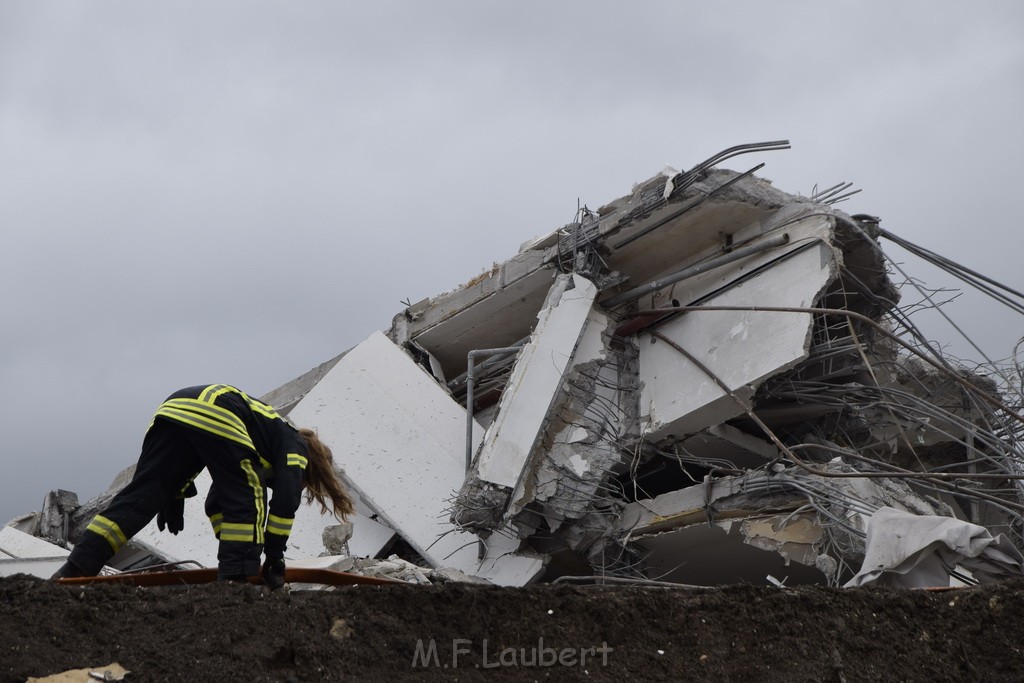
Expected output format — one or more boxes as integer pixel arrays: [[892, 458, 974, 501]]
[[3, 575, 1024, 682]]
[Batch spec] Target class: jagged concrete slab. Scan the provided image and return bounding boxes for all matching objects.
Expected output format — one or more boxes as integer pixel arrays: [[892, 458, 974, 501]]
[[477, 274, 599, 490], [638, 241, 837, 441], [288, 330, 545, 585]]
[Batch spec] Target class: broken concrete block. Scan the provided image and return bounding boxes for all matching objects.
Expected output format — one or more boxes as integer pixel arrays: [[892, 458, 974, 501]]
[[322, 523, 354, 556], [428, 566, 494, 584]]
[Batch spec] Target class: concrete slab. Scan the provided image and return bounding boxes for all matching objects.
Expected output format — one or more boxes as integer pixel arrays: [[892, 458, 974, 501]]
[[639, 243, 836, 441], [629, 215, 834, 315], [477, 274, 599, 489], [412, 266, 556, 380], [288, 330, 544, 585], [0, 526, 70, 578]]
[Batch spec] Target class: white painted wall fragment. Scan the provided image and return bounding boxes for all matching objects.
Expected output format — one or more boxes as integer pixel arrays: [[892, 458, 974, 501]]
[[476, 274, 599, 490], [288, 330, 544, 585], [0, 526, 70, 577], [639, 243, 836, 440]]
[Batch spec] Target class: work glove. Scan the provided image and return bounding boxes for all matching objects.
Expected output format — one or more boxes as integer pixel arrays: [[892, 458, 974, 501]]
[[157, 497, 185, 535], [262, 558, 287, 590]]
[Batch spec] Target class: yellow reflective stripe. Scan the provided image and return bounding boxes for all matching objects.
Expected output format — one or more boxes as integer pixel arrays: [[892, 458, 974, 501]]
[[177, 473, 199, 498], [244, 395, 281, 420], [240, 459, 265, 544], [219, 522, 256, 542], [209, 513, 223, 537], [155, 401, 254, 450], [157, 402, 247, 438], [164, 398, 249, 437], [199, 384, 281, 421], [286, 453, 308, 470], [155, 407, 252, 449], [266, 514, 294, 536], [87, 515, 128, 553], [199, 384, 235, 403]]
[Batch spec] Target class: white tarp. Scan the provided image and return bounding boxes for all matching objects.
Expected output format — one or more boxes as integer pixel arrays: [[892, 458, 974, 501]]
[[846, 506, 1024, 587]]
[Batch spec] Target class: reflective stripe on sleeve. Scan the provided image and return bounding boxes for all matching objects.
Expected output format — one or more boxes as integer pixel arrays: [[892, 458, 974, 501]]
[[286, 453, 308, 470], [209, 512, 223, 538], [266, 514, 294, 537], [86, 515, 128, 553]]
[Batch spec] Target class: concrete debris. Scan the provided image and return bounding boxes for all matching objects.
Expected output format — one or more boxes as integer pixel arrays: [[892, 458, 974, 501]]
[[293, 554, 477, 586], [321, 523, 354, 556], [10, 141, 1024, 589]]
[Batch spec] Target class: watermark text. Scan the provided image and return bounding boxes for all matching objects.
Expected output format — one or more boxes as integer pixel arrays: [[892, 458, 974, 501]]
[[411, 637, 612, 669]]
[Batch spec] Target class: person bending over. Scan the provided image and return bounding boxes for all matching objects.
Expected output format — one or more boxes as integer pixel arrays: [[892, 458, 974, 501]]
[[52, 384, 353, 587]]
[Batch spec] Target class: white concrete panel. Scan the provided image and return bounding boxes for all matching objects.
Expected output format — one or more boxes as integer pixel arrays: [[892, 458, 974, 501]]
[[0, 525, 70, 560], [289, 490, 396, 560], [0, 557, 70, 578], [0, 526, 70, 578], [506, 304, 614, 517], [288, 330, 544, 585], [477, 274, 599, 489], [633, 215, 834, 315], [639, 244, 836, 441]]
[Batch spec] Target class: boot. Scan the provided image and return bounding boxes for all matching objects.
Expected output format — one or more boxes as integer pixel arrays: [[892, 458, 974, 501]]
[[51, 560, 87, 580]]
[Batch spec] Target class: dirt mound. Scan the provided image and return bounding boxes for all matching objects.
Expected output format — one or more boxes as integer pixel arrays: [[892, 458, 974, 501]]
[[2, 575, 1022, 682]]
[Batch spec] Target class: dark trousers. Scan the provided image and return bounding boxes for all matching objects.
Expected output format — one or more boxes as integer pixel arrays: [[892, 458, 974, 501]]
[[68, 420, 267, 578]]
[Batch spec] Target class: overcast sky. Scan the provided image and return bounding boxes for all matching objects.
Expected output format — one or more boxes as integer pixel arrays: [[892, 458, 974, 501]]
[[2, 2, 1022, 524]]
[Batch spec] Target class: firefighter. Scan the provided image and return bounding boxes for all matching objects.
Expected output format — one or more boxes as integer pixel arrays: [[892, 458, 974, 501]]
[[51, 384, 354, 586]]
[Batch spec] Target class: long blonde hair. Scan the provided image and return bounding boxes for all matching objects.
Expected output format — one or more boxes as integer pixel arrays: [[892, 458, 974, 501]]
[[298, 428, 354, 521]]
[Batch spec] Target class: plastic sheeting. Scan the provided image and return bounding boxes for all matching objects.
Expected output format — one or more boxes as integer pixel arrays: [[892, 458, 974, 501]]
[[846, 507, 1024, 587]]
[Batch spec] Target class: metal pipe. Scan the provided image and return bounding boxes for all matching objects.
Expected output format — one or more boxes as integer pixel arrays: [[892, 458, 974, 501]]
[[671, 140, 790, 191], [448, 335, 529, 389], [465, 345, 526, 470], [601, 232, 790, 308]]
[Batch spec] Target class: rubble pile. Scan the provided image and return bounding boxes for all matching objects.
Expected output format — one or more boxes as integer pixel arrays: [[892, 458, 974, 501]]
[[6, 141, 1024, 591]]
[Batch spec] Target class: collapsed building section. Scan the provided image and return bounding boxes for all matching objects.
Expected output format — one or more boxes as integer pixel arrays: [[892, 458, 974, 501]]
[[9, 141, 1024, 588]]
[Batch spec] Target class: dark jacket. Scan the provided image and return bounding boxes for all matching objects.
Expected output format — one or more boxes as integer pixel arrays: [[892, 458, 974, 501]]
[[153, 384, 308, 555]]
